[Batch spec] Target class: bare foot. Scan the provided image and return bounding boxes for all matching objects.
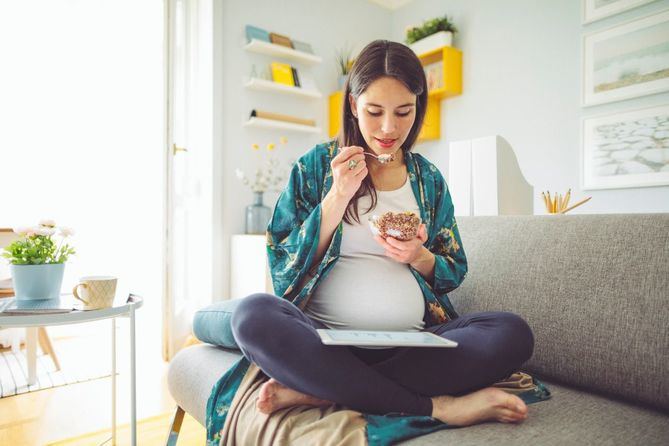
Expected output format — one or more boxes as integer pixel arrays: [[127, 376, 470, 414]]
[[431, 387, 529, 426], [256, 378, 334, 414]]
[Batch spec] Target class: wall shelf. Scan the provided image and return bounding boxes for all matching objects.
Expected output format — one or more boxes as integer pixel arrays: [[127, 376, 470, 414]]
[[244, 117, 321, 134], [244, 77, 322, 99], [244, 39, 322, 65], [328, 91, 343, 138], [418, 46, 462, 100], [417, 46, 463, 142]]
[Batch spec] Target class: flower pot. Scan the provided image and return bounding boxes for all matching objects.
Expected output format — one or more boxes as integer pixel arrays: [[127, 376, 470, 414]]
[[245, 192, 272, 235], [409, 31, 453, 56], [10, 263, 65, 300], [338, 74, 347, 90]]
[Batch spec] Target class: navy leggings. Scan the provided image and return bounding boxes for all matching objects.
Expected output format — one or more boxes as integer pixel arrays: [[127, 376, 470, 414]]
[[230, 293, 534, 417]]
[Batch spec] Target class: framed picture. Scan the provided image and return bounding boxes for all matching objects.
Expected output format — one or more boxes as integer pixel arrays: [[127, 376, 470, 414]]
[[582, 0, 658, 24], [582, 104, 669, 190], [583, 9, 669, 106]]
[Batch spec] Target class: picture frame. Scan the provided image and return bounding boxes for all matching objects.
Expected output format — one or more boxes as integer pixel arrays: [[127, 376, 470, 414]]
[[581, 104, 669, 190], [582, 9, 669, 106], [582, 0, 658, 24]]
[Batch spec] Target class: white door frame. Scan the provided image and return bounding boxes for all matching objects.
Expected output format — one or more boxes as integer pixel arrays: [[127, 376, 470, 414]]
[[163, 0, 214, 361]]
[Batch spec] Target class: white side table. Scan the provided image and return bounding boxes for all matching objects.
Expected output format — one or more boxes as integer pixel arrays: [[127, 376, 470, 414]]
[[0, 294, 143, 446]]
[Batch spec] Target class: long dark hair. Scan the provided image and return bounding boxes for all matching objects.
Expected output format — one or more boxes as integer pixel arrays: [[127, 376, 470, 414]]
[[338, 40, 428, 224]]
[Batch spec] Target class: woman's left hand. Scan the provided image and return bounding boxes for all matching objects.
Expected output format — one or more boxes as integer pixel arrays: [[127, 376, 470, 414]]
[[373, 223, 432, 266]]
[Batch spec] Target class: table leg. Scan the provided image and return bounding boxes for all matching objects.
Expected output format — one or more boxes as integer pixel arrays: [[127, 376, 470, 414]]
[[26, 327, 37, 386], [111, 318, 117, 446], [130, 305, 136, 446]]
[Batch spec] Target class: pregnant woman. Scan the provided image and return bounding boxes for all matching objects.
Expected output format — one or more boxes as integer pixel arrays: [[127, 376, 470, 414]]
[[231, 40, 534, 426]]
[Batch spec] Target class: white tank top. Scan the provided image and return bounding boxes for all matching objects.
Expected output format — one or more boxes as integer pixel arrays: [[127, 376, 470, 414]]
[[304, 174, 426, 340]]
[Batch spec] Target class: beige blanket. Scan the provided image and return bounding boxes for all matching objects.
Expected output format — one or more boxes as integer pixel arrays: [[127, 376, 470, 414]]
[[219, 363, 367, 445], [218, 363, 537, 446]]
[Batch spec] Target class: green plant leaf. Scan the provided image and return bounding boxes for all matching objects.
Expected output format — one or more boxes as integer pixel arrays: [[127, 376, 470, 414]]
[[405, 14, 457, 44]]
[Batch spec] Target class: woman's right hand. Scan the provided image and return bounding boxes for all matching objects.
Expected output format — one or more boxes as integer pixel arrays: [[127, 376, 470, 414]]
[[330, 146, 368, 200]]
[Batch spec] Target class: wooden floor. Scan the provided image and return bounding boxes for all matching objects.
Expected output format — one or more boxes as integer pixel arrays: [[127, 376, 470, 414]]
[[0, 319, 182, 445]]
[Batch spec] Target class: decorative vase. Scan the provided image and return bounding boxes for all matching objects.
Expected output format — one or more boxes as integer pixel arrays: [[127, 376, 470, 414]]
[[10, 263, 65, 300], [338, 74, 347, 90], [245, 191, 271, 235], [409, 30, 453, 56]]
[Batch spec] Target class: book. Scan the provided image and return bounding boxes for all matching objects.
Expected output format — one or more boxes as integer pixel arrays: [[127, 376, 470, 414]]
[[269, 32, 293, 48], [250, 109, 316, 127], [270, 62, 295, 86], [0, 296, 75, 315], [291, 67, 301, 87], [245, 25, 270, 43], [292, 40, 314, 54]]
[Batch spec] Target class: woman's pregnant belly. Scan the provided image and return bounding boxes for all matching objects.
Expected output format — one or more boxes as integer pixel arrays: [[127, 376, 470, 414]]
[[304, 254, 426, 332]]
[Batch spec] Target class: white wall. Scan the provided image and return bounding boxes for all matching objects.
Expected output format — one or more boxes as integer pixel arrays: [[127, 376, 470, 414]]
[[214, 0, 669, 299], [391, 0, 669, 214], [214, 0, 393, 300]]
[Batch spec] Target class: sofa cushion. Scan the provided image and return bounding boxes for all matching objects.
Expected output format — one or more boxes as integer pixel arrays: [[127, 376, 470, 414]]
[[192, 299, 242, 350], [403, 381, 669, 445], [167, 344, 669, 445], [168, 344, 243, 424], [450, 214, 669, 412]]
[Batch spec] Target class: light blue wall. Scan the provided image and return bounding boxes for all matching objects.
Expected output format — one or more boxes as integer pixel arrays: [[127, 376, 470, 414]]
[[391, 0, 669, 214]]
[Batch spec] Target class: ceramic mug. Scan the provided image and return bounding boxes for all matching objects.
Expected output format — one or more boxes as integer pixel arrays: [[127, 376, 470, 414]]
[[72, 276, 118, 310]]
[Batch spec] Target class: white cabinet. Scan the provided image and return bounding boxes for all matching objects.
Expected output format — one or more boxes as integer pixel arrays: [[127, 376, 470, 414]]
[[230, 234, 274, 299], [448, 135, 533, 216]]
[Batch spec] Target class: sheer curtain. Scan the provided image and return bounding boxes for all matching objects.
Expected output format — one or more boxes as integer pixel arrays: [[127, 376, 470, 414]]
[[0, 1, 164, 356]]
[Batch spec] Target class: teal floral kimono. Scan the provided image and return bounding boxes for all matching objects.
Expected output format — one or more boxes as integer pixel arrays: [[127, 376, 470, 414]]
[[206, 140, 551, 445]]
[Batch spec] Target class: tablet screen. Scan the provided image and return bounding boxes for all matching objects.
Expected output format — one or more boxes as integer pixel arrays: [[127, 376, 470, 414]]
[[317, 329, 457, 347]]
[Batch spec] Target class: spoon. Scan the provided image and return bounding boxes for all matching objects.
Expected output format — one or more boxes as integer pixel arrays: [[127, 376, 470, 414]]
[[338, 147, 399, 165], [364, 152, 394, 164]]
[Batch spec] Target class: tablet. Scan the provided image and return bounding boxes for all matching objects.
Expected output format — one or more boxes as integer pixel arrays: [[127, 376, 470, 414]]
[[317, 329, 458, 348]]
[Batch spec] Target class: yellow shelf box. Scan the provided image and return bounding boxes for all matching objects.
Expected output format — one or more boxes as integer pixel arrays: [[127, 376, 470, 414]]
[[329, 91, 343, 138], [419, 46, 462, 100], [418, 97, 441, 141]]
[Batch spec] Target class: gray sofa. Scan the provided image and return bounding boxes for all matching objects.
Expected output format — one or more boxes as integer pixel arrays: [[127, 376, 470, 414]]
[[168, 214, 669, 445]]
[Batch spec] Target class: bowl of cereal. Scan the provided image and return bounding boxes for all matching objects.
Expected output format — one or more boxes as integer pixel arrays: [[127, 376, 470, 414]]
[[368, 211, 421, 241]]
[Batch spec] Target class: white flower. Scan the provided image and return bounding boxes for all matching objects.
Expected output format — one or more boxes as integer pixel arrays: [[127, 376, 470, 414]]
[[39, 219, 56, 228], [13, 226, 31, 236], [34, 226, 56, 236], [59, 227, 75, 237], [235, 168, 245, 180]]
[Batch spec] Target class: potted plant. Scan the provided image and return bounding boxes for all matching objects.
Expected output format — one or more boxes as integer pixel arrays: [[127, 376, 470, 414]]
[[235, 139, 289, 234], [405, 14, 458, 55], [2, 220, 75, 300], [336, 45, 355, 90]]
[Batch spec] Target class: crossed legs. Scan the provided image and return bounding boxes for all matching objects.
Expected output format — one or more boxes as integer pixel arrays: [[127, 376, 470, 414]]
[[230, 293, 534, 424]]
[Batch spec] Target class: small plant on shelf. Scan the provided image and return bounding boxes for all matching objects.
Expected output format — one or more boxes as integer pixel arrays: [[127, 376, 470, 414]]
[[336, 45, 355, 76], [405, 15, 458, 44]]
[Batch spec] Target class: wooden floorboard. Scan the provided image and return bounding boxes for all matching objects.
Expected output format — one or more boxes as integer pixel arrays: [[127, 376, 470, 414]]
[[0, 320, 175, 445]]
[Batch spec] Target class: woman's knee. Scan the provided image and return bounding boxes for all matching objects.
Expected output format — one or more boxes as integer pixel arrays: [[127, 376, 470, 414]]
[[497, 312, 535, 363], [230, 293, 281, 343]]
